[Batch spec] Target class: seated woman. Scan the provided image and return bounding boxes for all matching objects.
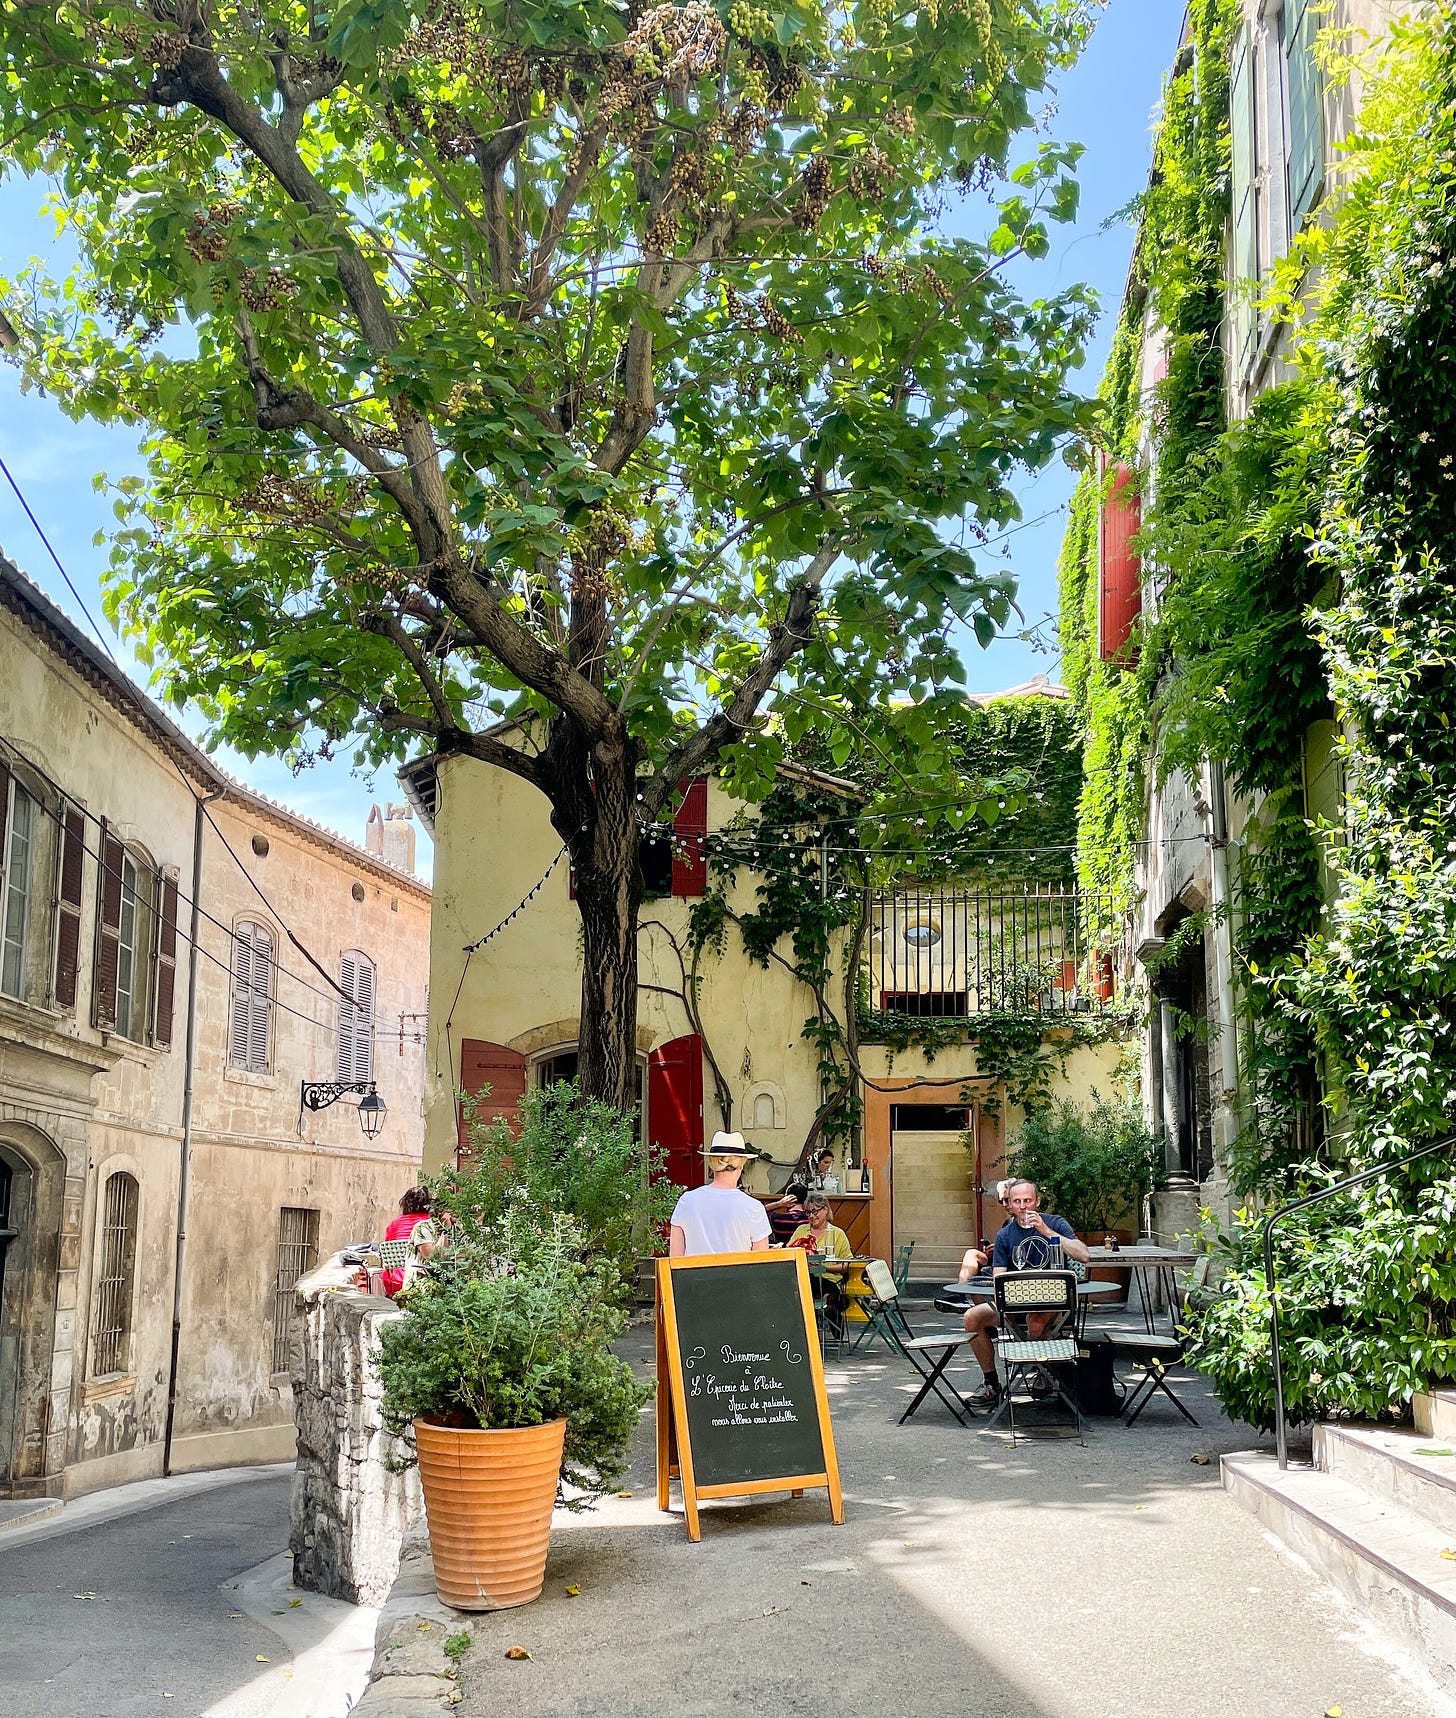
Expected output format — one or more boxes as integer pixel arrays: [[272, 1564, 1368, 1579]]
[[788, 1192, 853, 1331], [765, 1181, 809, 1245], [381, 1186, 439, 1297]]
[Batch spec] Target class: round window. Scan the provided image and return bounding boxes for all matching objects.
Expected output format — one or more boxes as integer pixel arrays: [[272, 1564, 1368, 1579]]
[[903, 920, 942, 949], [251, 833, 270, 857]]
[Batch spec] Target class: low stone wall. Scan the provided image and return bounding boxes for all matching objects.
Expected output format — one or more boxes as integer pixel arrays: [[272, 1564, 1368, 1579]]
[[289, 1289, 423, 1606]]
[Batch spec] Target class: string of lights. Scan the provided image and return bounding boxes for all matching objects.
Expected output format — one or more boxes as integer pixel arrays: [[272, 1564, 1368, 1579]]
[[462, 847, 568, 952]]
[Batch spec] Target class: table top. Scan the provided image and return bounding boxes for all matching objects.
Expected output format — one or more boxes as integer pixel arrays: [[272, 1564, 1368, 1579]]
[[1084, 1247, 1201, 1266], [939, 1277, 1121, 1300]]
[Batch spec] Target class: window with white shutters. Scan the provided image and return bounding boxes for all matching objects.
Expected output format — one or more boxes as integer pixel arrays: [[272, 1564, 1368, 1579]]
[[230, 920, 275, 1073], [336, 950, 375, 1083]]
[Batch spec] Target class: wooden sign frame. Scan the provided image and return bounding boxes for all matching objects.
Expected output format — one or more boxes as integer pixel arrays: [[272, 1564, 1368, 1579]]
[[655, 1251, 845, 1542]]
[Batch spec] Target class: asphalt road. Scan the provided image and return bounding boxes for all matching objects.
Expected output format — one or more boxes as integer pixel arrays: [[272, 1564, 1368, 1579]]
[[0, 1469, 292, 1717]]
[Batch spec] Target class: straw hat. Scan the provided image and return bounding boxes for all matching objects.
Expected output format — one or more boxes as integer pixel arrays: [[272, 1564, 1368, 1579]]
[[702, 1130, 755, 1158]]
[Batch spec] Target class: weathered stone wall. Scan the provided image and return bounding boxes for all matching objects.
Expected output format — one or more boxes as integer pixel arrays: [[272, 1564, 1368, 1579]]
[[289, 1289, 422, 1607]]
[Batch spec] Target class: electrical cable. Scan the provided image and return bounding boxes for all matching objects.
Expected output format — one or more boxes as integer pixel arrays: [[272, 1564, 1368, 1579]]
[[0, 458, 402, 1017]]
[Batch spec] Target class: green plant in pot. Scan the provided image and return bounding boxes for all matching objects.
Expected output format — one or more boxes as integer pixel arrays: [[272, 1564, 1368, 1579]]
[[379, 1211, 651, 1611], [1005, 1092, 1159, 1302], [432, 1080, 676, 1303]]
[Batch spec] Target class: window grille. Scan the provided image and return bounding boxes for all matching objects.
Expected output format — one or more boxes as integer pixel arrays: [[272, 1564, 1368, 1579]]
[[230, 921, 274, 1072], [336, 951, 375, 1083], [92, 1171, 139, 1377], [272, 1206, 320, 1375]]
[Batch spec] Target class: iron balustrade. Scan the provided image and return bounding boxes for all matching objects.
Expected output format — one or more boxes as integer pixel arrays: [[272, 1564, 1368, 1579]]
[[863, 885, 1124, 1020]]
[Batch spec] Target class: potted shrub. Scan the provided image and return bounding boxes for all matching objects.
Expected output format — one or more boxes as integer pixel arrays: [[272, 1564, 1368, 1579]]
[[1005, 1092, 1160, 1303], [379, 1212, 650, 1610]]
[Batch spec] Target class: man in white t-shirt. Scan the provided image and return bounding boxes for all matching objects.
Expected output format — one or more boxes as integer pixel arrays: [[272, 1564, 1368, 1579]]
[[668, 1132, 773, 1256]]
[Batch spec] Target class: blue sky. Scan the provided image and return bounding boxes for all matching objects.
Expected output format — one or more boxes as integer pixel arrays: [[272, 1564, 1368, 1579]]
[[0, 1, 1181, 871]]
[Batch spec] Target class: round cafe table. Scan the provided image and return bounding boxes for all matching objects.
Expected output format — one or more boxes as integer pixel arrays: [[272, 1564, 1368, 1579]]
[[936, 1276, 1121, 1337]]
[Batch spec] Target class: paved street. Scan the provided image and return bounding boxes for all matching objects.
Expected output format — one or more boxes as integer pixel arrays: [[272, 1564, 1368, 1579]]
[[443, 1328, 1453, 1718], [0, 1466, 371, 1718]]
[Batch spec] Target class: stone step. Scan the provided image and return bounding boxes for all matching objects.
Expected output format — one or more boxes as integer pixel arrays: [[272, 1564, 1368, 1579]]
[[1416, 1389, 1456, 1443], [1222, 1449, 1456, 1698], [1315, 1423, 1456, 1540]]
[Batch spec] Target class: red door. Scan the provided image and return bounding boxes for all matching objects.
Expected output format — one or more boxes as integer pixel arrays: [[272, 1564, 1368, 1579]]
[[648, 1033, 704, 1190], [457, 1038, 527, 1165]]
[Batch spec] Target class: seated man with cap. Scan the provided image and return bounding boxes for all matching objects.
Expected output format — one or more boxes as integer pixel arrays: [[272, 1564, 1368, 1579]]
[[669, 1132, 774, 1257]]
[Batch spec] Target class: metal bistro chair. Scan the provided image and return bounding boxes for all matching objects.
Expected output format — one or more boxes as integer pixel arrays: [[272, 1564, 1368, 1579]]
[[893, 1242, 915, 1289], [807, 1255, 847, 1359], [848, 1245, 915, 1355], [1104, 1256, 1209, 1428], [855, 1258, 981, 1425], [988, 1270, 1085, 1444]]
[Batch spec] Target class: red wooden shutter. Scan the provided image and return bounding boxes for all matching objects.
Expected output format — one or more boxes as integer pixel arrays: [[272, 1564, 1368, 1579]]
[[457, 1038, 527, 1164], [153, 866, 180, 1048], [671, 778, 708, 898], [53, 806, 85, 1010], [93, 819, 124, 1030], [1098, 461, 1142, 663], [648, 1032, 704, 1189]]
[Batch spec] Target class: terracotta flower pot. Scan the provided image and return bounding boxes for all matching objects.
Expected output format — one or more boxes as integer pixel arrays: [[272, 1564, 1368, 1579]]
[[413, 1415, 567, 1611]]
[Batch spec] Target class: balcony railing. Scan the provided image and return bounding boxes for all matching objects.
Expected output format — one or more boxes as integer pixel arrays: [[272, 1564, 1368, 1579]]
[[862, 885, 1124, 1021]]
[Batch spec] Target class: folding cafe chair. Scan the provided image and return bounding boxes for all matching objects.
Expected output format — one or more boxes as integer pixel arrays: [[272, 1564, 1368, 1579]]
[[988, 1269, 1085, 1444], [854, 1258, 981, 1425]]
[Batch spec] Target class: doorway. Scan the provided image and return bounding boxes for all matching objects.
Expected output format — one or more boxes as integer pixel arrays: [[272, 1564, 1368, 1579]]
[[888, 1104, 975, 1284]]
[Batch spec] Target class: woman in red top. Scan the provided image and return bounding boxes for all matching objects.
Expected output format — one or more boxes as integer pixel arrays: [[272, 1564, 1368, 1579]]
[[382, 1187, 437, 1297]]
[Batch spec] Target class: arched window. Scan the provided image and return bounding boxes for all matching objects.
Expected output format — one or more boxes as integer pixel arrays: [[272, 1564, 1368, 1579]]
[[91, 1171, 139, 1378], [336, 950, 375, 1083], [230, 920, 275, 1073]]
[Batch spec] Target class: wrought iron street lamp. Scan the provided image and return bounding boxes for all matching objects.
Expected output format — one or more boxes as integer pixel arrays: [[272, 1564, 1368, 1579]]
[[299, 1080, 388, 1139]]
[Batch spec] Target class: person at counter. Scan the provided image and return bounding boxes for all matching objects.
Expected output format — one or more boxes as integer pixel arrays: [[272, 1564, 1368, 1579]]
[[669, 1133, 773, 1257], [959, 1178, 1090, 1408], [807, 1149, 840, 1194]]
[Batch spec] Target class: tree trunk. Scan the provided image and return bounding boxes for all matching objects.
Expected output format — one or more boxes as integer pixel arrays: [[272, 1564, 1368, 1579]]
[[552, 727, 642, 1116]]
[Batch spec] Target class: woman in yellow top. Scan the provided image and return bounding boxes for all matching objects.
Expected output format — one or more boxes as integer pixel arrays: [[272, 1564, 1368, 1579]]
[[788, 1192, 852, 1259], [790, 1193, 853, 1338]]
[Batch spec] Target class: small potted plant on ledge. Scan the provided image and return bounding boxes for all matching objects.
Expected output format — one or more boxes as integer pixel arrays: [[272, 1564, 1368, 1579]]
[[1005, 1092, 1159, 1304], [379, 1210, 650, 1611]]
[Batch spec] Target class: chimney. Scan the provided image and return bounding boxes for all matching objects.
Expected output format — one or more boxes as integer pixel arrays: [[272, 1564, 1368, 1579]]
[[382, 803, 416, 875], [365, 803, 385, 859]]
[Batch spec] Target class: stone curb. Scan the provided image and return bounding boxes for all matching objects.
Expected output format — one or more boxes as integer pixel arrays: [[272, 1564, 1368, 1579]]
[[350, 1522, 473, 1715]]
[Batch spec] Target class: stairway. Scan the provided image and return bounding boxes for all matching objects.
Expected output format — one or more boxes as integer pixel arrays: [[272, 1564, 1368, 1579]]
[[1222, 1392, 1456, 1699]]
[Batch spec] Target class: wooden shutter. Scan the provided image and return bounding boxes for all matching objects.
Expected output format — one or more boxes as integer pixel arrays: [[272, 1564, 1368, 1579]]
[[1229, 27, 1257, 377], [231, 921, 273, 1072], [248, 925, 273, 1073], [1097, 462, 1142, 663], [1286, 0, 1323, 225], [93, 820, 124, 1030], [153, 866, 179, 1048], [456, 1038, 527, 1163], [648, 1032, 704, 1190], [0, 762, 9, 891], [53, 805, 85, 1010], [230, 926, 256, 1067], [337, 951, 374, 1081], [671, 777, 708, 898]]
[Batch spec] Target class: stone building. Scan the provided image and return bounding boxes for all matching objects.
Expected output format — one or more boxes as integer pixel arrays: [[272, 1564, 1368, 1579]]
[[0, 554, 430, 1499], [1073, 0, 1405, 1236], [400, 683, 1124, 1284]]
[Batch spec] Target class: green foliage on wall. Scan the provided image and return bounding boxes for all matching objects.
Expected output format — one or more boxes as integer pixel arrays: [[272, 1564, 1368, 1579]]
[[1178, 5, 1456, 1425], [1057, 0, 1242, 919]]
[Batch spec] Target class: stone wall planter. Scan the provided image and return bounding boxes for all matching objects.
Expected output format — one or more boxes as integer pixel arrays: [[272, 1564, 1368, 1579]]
[[414, 1416, 567, 1611]]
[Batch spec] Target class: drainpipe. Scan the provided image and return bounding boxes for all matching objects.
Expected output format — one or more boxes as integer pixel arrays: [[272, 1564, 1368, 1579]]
[[1205, 760, 1241, 1172], [163, 784, 224, 1477]]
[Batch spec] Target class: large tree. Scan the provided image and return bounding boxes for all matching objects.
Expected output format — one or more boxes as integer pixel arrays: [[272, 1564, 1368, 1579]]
[[2, 0, 1095, 1111]]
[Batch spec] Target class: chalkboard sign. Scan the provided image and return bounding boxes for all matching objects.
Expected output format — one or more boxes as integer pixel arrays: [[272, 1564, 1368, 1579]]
[[656, 1252, 844, 1541]]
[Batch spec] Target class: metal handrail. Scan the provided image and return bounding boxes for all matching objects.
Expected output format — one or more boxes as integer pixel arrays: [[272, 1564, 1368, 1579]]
[[1264, 1133, 1455, 1469]]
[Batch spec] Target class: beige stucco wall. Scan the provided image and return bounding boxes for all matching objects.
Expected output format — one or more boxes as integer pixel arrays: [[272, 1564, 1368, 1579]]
[[423, 753, 847, 1184], [0, 592, 430, 1497]]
